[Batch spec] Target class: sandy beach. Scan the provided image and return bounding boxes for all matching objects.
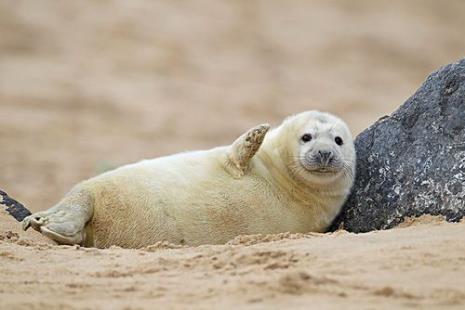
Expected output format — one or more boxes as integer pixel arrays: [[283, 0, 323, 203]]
[[1, 212, 465, 309], [1, 1, 465, 309]]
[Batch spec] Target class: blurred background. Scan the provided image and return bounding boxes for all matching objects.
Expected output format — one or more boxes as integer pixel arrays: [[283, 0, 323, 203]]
[[1, 0, 464, 212]]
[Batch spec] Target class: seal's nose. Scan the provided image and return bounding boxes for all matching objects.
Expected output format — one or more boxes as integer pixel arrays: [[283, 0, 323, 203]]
[[318, 150, 333, 164]]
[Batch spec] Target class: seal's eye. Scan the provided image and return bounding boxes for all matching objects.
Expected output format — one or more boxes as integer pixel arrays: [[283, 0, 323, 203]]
[[335, 136, 343, 146], [301, 134, 312, 143]]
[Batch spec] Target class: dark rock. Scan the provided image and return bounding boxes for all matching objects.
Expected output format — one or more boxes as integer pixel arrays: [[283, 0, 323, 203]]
[[0, 189, 31, 222], [332, 58, 465, 232]]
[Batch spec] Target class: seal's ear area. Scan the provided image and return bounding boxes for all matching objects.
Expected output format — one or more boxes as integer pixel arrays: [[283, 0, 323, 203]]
[[280, 111, 319, 131], [225, 123, 270, 178]]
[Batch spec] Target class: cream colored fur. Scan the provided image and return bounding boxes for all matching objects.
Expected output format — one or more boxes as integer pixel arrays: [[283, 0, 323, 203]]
[[23, 111, 355, 248]]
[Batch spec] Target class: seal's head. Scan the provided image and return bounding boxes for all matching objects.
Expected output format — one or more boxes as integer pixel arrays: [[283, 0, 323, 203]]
[[275, 111, 356, 186]]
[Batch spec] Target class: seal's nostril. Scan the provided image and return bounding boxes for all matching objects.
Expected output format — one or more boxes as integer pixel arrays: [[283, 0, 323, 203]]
[[318, 150, 332, 163]]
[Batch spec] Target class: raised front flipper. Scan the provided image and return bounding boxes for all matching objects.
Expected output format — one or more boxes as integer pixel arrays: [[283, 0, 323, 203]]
[[225, 123, 270, 178]]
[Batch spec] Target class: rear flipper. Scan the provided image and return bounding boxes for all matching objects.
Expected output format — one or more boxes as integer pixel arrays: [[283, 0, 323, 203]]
[[22, 188, 93, 245]]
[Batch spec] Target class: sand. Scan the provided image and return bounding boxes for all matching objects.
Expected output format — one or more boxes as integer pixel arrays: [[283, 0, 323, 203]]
[[1, 1, 465, 309], [1, 0, 465, 213], [1, 212, 465, 309]]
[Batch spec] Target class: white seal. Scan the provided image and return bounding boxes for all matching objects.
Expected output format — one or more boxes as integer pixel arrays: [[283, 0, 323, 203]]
[[23, 111, 356, 248]]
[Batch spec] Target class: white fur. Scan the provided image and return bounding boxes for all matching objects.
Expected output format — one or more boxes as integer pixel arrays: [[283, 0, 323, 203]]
[[25, 111, 356, 248]]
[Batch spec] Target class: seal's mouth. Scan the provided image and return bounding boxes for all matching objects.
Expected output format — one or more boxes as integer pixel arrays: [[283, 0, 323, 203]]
[[299, 158, 342, 175], [305, 166, 341, 175]]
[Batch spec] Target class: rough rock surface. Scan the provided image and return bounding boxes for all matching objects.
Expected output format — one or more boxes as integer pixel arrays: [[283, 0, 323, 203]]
[[0, 190, 31, 222], [332, 58, 465, 232]]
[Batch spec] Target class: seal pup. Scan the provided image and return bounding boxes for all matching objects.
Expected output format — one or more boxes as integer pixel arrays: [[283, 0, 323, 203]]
[[23, 111, 356, 248]]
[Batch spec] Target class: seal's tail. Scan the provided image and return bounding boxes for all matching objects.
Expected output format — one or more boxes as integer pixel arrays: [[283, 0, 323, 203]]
[[0, 189, 32, 222]]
